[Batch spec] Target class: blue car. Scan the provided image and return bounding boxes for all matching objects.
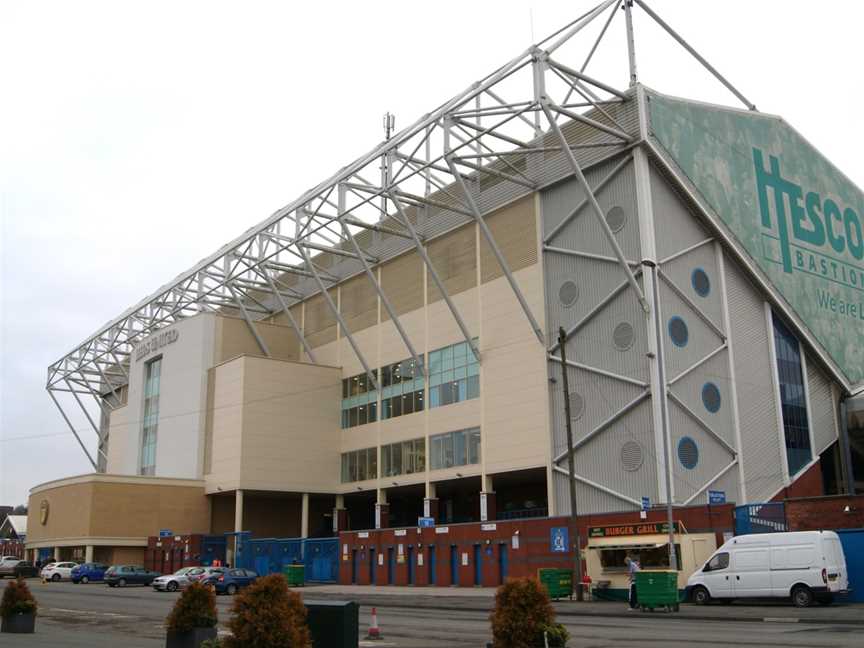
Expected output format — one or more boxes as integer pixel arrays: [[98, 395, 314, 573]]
[[71, 562, 109, 584], [201, 568, 257, 595]]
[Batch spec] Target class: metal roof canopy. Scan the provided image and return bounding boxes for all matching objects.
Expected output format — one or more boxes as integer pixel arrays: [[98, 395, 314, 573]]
[[46, 0, 763, 469]]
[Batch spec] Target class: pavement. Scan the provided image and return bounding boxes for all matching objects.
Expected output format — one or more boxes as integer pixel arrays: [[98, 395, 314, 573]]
[[1, 579, 862, 647]]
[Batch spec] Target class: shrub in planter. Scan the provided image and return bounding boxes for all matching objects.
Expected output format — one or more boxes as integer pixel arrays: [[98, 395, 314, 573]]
[[165, 582, 218, 648], [1, 578, 37, 634], [489, 578, 563, 648], [539, 622, 570, 648], [223, 574, 310, 648]]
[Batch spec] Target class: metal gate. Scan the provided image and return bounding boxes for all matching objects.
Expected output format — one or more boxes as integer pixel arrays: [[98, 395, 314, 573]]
[[837, 529, 864, 603], [302, 538, 338, 583], [249, 538, 302, 576], [201, 535, 227, 567]]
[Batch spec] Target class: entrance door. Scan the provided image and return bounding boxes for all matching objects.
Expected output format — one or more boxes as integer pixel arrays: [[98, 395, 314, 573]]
[[369, 548, 377, 585], [473, 545, 481, 586], [498, 544, 508, 584], [407, 546, 415, 585], [351, 550, 358, 584], [450, 546, 459, 586], [387, 548, 395, 585], [428, 546, 437, 585]]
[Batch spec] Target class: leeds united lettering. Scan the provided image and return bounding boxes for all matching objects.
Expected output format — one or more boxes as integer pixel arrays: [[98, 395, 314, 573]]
[[135, 329, 179, 361]]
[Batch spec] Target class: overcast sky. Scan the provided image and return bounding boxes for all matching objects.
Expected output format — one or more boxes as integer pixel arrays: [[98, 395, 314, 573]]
[[1, 1, 862, 507]]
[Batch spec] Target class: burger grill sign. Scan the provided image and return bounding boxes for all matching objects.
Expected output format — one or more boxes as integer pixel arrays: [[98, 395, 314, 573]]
[[135, 329, 179, 362]]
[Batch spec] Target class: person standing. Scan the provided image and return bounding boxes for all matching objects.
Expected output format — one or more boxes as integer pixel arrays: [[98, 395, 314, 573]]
[[625, 554, 640, 610]]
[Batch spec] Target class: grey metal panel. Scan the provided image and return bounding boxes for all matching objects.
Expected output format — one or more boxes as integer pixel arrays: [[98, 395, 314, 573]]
[[668, 350, 735, 449], [548, 362, 646, 456], [807, 357, 838, 456], [668, 401, 735, 503], [650, 160, 715, 263], [553, 471, 638, 516], [659, 281, 724, 379], [725, 259, 784, 503], [662, 242, 724, 332]]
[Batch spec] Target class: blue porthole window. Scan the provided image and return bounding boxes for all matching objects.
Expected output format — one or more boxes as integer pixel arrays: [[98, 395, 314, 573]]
[[678, 437, 699, 470], [668, 316, 689, 347], [702, 382, 721, 413], [691, 268, 711, 297]]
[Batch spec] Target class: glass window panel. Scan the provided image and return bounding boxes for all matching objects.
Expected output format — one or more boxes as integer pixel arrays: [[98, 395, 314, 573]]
[[342, 380, 349, 399], [431, 436, 443, 470], [468, 429, 481, 464], [454, 366, 468, 381], [457, 378, 467, 402], [443, 433, 454, 468], [441, 347, 454, 371], [416, 439, 426, 471], [467, 374, 480, 400], [369, 448, 377, 479], [369, 402, 377, 423], [392, 395, 402, 417], [430, 386, 440, 408], [392, 444, 402, 475], [403, 393, 414, 415], [349, 407, 358, 427], [414, 390, 424, 412], [455, 431, 468, 466], [358, 406, 367, 426], [428, 350, 442, 374]]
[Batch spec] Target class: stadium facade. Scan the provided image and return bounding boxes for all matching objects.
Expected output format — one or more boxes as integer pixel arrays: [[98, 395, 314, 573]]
[[25, 1, 863, 572]]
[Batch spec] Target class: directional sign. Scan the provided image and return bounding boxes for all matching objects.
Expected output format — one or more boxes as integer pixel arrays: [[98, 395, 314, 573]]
[[550, 527, 569, 553], [641, 496, 651, 511], [159, 529, 172, 538], [418, 517, 435, 528], [708, 490, 726, 505]]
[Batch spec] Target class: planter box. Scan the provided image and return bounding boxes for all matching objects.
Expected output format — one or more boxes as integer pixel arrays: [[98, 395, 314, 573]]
[[1, 612, 36, 634], [165, 627, 217, 648]]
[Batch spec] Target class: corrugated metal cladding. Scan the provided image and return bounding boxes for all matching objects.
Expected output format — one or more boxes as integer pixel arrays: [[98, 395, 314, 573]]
[[807, 358, 838, 456], [479, 195, 537, 282], [304, 290, 338, 348], [339, 274, 377, 333], [724, 259, 784, 503], [260, 99, 639, 321], [427, 223, 477, 303], [381, 251, 423, 320]]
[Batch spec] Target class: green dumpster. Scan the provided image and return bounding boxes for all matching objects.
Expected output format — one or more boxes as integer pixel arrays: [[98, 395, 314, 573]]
[[538, 568, 573, 600], [283, 563, 305, 587], [635, 570, 679, 612]]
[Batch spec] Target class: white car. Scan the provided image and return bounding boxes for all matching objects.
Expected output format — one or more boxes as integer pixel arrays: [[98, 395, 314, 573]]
[[41, 561, 79, 582], [687, 530, 848, 607], [152, 566, 202, 592]]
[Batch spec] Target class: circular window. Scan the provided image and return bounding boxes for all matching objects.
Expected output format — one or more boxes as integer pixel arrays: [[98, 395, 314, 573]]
[[559, 280, 580, 308], [691, 268, 711, 297], [568, 392, 584, 420], [678, 437, 699, 470], [620, 441, 644, 472], [612, 322, 635, 351], [668, 316, 689, 347], [702, 382, 722, 413], [606, 206, 627, 233]]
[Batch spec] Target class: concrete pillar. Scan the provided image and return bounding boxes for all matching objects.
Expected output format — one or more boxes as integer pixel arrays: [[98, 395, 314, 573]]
[[480, 475, 496, 522], [53, 546, 61, 561], [301, 493, 310, 539], [424, 482, 439, 522], [85, 545, 94, 563], [333, 494, 347, 533], [234, 489, 244, 532], [375, 487, 389, 529]]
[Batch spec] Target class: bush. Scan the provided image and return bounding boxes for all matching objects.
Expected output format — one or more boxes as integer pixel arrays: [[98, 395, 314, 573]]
[[1, 578, 37, 618], [490, 578, 558, 648], [540, 622, 570, 648], [223, 574, 310, 648], [165, 582, 218, 633]]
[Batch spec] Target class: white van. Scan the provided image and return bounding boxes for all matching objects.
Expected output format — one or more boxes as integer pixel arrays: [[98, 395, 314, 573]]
[[686, 531, 848, 607]]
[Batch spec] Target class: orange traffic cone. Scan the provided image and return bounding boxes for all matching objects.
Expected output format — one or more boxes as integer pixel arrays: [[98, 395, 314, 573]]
[[365, 606, 383, 640]]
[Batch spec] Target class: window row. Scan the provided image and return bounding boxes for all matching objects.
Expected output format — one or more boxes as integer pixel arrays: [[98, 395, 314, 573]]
[[381, 438, 425, 477], [430, 427, 481, 470], [342, 370, 378, 429], [340, 447, 378, 483]]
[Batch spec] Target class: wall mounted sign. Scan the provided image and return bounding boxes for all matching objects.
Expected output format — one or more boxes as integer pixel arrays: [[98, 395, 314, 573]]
[[481, 523, 497, 531], [135, 329, 179, 362], [588, 521, 680, 538], [550, 527, 569, 553], [395, 529, 407, 537], [435, 527, 449, 534]]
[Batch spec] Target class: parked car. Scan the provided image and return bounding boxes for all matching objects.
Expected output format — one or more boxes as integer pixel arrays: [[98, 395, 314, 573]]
[[12, 561, 40, 578], [151, 567, 201, 592], [0, 558, 22, 578], [41, 561, 79, 582], [71, 562, 109, 584], [687, 530, 849, 607], [186, 566, 225, 584], [105, 565, 161, 587], [200, 568, 258, 595]]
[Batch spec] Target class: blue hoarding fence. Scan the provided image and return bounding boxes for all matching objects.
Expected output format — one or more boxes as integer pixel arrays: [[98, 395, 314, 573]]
[[734, 503, 787, 535], [303, 538, 338, 582], [837, 529, 864, 603]]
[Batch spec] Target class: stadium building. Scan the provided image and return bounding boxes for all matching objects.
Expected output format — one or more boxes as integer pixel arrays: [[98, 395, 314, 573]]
[[26, 2, 863, 581]]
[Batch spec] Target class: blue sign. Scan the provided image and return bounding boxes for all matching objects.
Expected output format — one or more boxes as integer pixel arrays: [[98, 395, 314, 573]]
[[708, 490, 726, 505], [641, 497, 651, 511], [550, 527, 569, 553], [159, 529, 172, 538], [418, 517, 435, 528]]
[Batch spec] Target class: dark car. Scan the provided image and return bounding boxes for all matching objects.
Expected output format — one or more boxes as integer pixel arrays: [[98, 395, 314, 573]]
[[105, 565, 161, 587], [201, 568, 257, 595], [71, 563, 109, 584], [12, 561, 39, 578]]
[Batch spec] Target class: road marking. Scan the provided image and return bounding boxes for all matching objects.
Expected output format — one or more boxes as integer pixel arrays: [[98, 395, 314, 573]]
[[46, 607, 134, 619], [763, 617, 800, 623]]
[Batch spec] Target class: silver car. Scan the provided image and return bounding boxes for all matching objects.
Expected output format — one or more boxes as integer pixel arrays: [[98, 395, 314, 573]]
[[151, 566, 201, 592]]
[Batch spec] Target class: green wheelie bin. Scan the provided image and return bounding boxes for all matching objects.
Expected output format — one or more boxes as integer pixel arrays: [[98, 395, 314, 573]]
[[283, 563, 305, 587], [635, 570, 679, 612]]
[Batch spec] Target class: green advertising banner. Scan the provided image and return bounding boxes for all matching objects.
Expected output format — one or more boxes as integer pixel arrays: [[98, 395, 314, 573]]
[[648, 92, 864, 387]]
